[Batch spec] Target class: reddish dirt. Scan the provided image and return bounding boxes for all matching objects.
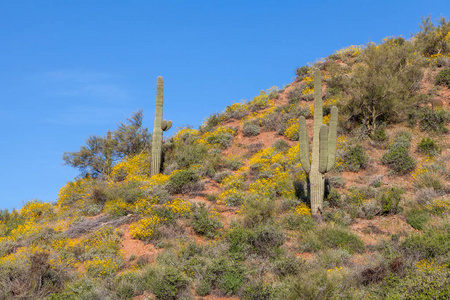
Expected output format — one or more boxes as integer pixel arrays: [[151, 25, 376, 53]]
[[118, 224, 160, 266], [350, 215, 418, 246]]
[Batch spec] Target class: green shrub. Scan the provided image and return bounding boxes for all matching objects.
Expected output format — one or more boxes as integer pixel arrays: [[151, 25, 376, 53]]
[[380, 187, 403, 215], [406, 208, 430, 230], [419, 108, 449, 134], [417, 137, 441, 156], [191, 203, 223, 238], [242, 281, 273, 300], [299, 225, 364, 254], [283, 212, 315, 232], [147, 266, 190, 299], [226, 225, 253, 259], [167, 169, 201, 194], [382, 144, 416, 174], [242, 120, 261, 137], [296, 66, 309, 78], [248, 225, 286, 258], [204, 257, 245, 295], [436, 67, 450, 87], [224, 155, 244, 171], [401, 225, 450, 259], [369, 125, 389, 142], [242, 196, 274, 228], [344, 144, 368, 172]]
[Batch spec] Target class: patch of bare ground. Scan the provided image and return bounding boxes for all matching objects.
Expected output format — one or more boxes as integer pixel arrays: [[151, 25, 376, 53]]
[[350, 215, 418, 247], [118, 223, 160, 267]]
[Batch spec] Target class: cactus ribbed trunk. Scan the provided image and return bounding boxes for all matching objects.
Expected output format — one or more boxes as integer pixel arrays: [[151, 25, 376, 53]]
[[151, 77, 164, 176], [299, 69, 339, 216]]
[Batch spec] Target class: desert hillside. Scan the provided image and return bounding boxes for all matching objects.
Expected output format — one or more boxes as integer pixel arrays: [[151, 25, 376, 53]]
[[0, 18, 449, 300]]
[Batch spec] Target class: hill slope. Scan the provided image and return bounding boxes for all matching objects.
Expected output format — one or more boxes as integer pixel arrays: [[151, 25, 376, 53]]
[[1, 18, 450, 300]]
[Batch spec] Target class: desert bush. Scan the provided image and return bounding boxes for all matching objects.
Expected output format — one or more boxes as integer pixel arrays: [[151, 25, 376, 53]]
[[380, 187, 403, 215], [414, 16, 450, 56], [419, 108, 449, 134], [283, 212, 316, 232], [167, 169, 201, 194], [406, 208, 430, 230], [417, 137, 441, 156], [287, 84, 304, 103], [369, 124, 389, 142], [248, 90, 269, 112], [299, 225, 364, 254], [191, 203, 223, 238], [224, 155, 243, 171], [400, 224, 449, 260], [224, 102, 249, 120], [343, 144, 368, 172], [242, 120, 260, 137], [248, 224, 286, 258], [382, 140, 416, 175], [436, 67, 450, 87], [241, 281, 273, 300], [242, 196, 275, 228], [295, 66, 309, 79], [260, 112, 279, 131], [414, 187, 438, 205], [146, 266, 190, 299]]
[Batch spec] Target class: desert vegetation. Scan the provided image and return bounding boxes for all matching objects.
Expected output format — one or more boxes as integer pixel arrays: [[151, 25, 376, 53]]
[[1, 16, 449, 299]]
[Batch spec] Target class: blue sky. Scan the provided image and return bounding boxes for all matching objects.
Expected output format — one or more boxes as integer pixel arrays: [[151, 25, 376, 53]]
[[0, 0, 448, 210]]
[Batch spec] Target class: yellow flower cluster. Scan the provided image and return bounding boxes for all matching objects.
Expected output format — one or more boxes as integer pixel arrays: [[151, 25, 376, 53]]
[[411, 157, 434, 181], [19, 200, 53, 221], [248, 91, 268, 108], [226, 102, 249, 114], [110, 152, 151, 182], [218, 173, 246, 206], [129, 216, 163, 240], [243, 106, 277, 125], [80, 227, 122, 254], [197, 126, 236, 148], [174, 127, 201, 142], [416, 259, 445, 273], [335, 45, 363, 58], [84, 257, 120, 277], [57, 177, 92, 208], [272, 167, 295, 198], [294, 202, 311, 216], [248, 178, 277, 199], [425, 198, 450, 215], [284, 118, 299, 140], [164, 198, 191, 215]]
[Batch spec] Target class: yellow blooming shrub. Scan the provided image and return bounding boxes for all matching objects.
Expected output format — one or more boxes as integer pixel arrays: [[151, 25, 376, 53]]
[[129, 216, 163, 240], [284, 118, 299, 141], [110, 152, 151, 182], [197, 126, 236, 149], [335, 45, 363, 58], [19, 200, 53, 221], [104, 199, 131, 217], [57, 177, 93, 208], [218, 173, 246, 206], [164, 198, 191, 216], [294, 203, 311, 216], [84, 257, 120, 278], [248, 178, 277, 199]]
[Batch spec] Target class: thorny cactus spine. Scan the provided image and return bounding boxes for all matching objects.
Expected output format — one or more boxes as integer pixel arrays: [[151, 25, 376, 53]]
[[299, 69, 338, 216], [151, 76, 172, 176]]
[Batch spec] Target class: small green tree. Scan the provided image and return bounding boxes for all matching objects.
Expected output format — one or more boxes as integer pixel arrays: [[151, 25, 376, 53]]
[[414, 16, 450, 56], [63, 111, 151, 177], [342, 37, 423, 134]]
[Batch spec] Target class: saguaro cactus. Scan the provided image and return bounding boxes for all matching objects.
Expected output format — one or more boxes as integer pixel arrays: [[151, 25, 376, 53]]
[[299, 69, 338, 216], [151, 76, 172, 176]]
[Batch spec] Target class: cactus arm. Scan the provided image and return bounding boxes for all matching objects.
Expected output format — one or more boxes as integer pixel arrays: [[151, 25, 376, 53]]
[[326, 106, 338, 171], [319, 124, 328, 173], [164, 120, 173, 131], [299, 116, 311, 173]]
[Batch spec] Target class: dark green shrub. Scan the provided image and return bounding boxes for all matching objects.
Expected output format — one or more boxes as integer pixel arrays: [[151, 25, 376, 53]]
[[369, 125, 388, 142], [167, 169, 201, 194], [344, 144, 368, 172], [419, 108, 449, 134], [299, 225, 364, 254], [435, 67, 450, 87], [242, 196, 274, 228], [226, 225, 253, 259], [242, 121, 260, 137], [380, 187, 403, 215], [401, 226, 450, 259], [191, 203, 223, 238], [296, 66, 309, 78], [417, 137, 441, 156], [406, 208, 430, 230], [382, 144, 416, 174], [147, 266, 190, 299], [205, 257, 245, 295], [283, 212, 316, 232], [241, 281, 273, 300], [248, 225, 285, 258]]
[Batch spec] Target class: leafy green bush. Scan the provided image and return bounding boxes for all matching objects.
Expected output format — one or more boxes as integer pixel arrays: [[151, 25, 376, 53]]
[[248, 224, 286, 258], [299, 225, 364, 254], [380, 187, 403, 215], [406, 208, 430, 230], [401, 225, 450, 259], [167, 169, 201, 194], [146, 266, 190, 299], [242, 281, 273, 300], [417, 137, 441, 156], [242, 196, 274, 228], [435, 67, 450, 88], [296, 66, 309, 78], [382, 143, 416, 175], [343, 144, 368, 172], [419, 108, 449, 134], [191, 203, 223, 238]]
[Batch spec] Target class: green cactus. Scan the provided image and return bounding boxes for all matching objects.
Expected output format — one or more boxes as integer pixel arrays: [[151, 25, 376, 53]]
[[299, 69, 338, 216], [151, 76, 172, 176]]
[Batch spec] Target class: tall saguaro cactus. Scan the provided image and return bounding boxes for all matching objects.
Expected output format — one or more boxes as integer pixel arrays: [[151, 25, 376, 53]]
[[151, 76, 173, 176], [299, 69, 338, 216]]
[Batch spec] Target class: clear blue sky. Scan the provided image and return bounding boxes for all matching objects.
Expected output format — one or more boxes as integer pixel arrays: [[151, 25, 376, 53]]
[[0, 0, 448, 210]]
